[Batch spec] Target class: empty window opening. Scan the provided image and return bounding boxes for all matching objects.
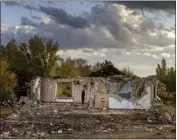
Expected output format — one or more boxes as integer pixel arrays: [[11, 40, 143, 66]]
[[57, 82, 72, 98]]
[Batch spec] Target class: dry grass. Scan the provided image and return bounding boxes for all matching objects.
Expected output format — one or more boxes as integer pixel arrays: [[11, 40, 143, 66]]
[[0, 107, 13, 116]]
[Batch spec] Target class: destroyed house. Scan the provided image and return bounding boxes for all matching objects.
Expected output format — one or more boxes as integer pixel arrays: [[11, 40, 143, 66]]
[[30, 65, 158, 110]]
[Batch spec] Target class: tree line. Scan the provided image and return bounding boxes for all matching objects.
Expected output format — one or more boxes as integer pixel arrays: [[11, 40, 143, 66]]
[[0, 35, 175, 101], [156, 58, 176, 92]]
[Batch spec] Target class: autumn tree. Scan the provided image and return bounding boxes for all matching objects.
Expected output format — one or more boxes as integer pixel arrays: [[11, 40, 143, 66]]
[[5, 39, 34, 85], [0, 57, 17, 101]]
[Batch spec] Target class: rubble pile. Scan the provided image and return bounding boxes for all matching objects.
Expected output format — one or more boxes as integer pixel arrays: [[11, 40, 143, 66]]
[[0, 102, 176, 139], [148, 98, 176, 125]]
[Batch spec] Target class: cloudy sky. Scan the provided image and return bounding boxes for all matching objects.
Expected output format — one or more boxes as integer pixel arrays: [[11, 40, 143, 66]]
[[1, 1, 176, 77]]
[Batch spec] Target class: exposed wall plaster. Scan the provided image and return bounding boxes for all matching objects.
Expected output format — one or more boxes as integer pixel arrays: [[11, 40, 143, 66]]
[[109, 87, 152, 109]]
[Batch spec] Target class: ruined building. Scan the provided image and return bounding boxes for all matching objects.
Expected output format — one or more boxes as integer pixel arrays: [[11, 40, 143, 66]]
[[30, 65, 159, 110]]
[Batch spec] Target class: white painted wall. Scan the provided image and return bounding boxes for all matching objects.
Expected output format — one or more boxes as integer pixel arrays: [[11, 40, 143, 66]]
[[109, 87, 152, 109], [31, 77, 41, 101]]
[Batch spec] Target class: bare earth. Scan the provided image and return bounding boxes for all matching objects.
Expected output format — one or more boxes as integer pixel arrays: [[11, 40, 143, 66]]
[[0, 102, 176, 139]]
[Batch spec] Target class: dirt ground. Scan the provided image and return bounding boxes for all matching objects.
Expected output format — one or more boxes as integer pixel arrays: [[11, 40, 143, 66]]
[[0, 102, 176, 139]]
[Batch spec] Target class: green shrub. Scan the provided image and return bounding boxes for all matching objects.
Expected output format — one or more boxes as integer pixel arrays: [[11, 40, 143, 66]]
[[57, 83, 72, 97]]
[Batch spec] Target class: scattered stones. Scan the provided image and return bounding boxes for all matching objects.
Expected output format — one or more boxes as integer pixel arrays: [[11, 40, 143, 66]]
[[12, 128, 18, 133], [32, 133, 38, 138], [27, 131, 31, 136], [145, 128, 153, 132], [7, 113, 19, 120], [0, 132, 10, 138], [102, 129, 108, 133], [157, 127, 163, 130], [37, 132, 46, 138], [57, 130, 63, 134], [53, 110, 57, 113], [68, 128, 73, 131], [1, 102, 175, 139]]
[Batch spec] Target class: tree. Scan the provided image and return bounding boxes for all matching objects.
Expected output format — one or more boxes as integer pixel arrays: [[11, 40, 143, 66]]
[[122, 66, 134, 76], [122, 66, 137, 78], [167, 66, 176, 92], [156, 58, 176, 92], [56, 57, 92, 77], [56, 57, 79, 77], [5, 39, 33, 86], [5, 36, 60, 83], [156, 58, 168, 84], [92, 60, 114, 71], [72, 58, 92, 76], [28, 36, 60, 77], [0, 58, 17, 101]]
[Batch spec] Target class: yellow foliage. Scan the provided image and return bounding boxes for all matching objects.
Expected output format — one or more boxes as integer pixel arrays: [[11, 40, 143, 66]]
[[0, 57, 17, 101]]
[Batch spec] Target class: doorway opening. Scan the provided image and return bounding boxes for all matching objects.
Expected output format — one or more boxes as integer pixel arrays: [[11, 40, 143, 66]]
[[82, 90, 85, 104]]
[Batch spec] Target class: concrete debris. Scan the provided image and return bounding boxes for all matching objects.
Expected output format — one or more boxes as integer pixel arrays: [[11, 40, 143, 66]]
[[33, 101, 38, 105], [7, 113, 19, 119], [164, 112, 173, 122], [57, 130, 63, 134], [1, 102, 175, 139], [0, 132, 9, 138], [145, 128, 153, 132], [12, 128, 18, 133], [37, 132, 46, 138], [53, 110, 57, 113], [102, 129, 108, 133], [27, 131, 31, 136], [32, 134, 38, 138]]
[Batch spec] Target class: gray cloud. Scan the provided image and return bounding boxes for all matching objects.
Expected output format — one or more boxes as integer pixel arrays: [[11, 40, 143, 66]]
[[32, 16, 41, 20], [3, 1, 20, 6], [109, 1, 176, 10], [111, 1, 176, 16], [82, 49, 94, 53], [39, 6, 90, 28], [2, 2, 175, 51], [21, 17, 38, 27], [3, 1, 37, 10], [2, 2, 175, 77]]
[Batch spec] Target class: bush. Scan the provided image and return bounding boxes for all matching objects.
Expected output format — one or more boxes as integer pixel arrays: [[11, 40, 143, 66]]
[[57, 83, 72, 97]]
